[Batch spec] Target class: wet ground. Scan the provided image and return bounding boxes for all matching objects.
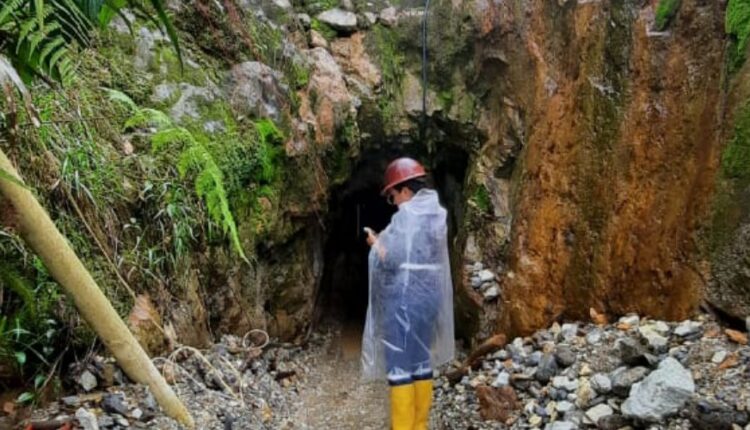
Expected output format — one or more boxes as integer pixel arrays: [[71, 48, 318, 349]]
[[292, 323, 389, 429]]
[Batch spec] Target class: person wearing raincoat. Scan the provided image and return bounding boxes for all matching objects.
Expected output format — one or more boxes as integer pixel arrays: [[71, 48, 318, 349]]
[[362, 157, 455, 430]]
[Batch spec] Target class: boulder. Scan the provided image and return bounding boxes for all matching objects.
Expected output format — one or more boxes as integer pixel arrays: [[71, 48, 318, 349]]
[[621, 357, 695, 422], [317, 8, 357, 32]]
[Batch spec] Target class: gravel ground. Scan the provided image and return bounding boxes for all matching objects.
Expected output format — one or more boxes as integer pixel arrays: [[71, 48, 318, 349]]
[[18, 313, 750, 430]]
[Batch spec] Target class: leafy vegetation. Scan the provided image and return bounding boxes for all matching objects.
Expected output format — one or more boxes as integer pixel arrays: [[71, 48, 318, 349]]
[[472, 184, 491, 214], [727, 0, 750, 72], [109, 90, 248, 261], [654, 0, 680, 31], [0, 257, 64, 402], [0, 0, 181, 85]]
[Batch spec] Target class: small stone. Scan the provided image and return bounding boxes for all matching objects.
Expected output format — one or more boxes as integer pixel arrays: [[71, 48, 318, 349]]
[[597, 414, 632, 430], [591, 373, 612, 394], [131, 408, 143, 420], [686, 398, 742, 430], [746, 316, 750, 333], [526, 351, 544, 367], [483, 286, 500, 300], [511, 373, 533, 391], [97, 415, 114, 427], [719, 352, 740, 369], [546, 422, 576, 430], [470, 375, 488, 387], [78, 370, 97, 392], [638, 325, 669, 352], [476, 385, 521, 422], [556, 400, 575, 413], [473, 261, 484, 271], [552, 376, 579, 392], [75, 408, 100, 430], [619, 315, 640, 326], [726, 329, 749, 345], [492, 349, 509, 360], [586, 404, 614, 424], [579, 363, 592, 377], [492, 372, 510, 387], [576, 378, 594, 408], [297, 13, 311, 28], [478, 269, 495, 283], [674, 320, 703, 337], [616, 338, 650, 366], [611, 366, 650, 397], [379, 7, 397, 27], [650, 321, 671, 334], [550, 322, 562, 337], [310, 30, 328, 48], [363, 12, 377, 26], [529, 414, 543, 426], [142, 393, 157, 411], [585, 329, 603, 345], [102, 393, 129, 416], [590, 308, 609, 325], [712, 350, 728, 364], [554, 346, 576, 368], [317, 8, 357, 31], [114, 415, 129, 427], [535, 353, 558, 383], [561, 323, 578, 341]]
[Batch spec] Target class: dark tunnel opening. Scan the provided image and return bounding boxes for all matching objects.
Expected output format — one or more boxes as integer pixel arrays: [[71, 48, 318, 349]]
[[313, 143, 470, 336]]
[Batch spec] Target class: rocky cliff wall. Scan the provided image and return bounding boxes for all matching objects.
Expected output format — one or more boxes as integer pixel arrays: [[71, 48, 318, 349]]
[[3, 0, 750, 358]]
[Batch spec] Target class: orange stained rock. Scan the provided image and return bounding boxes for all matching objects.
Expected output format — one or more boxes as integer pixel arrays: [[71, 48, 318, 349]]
[[725, 329, 749, 345]]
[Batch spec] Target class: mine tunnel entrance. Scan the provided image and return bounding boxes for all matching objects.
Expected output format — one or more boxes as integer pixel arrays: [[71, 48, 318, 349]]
[[314, 143, 470, 342]]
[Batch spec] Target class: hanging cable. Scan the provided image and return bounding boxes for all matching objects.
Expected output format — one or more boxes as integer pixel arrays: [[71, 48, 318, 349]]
[[420, 0, 430, 144]]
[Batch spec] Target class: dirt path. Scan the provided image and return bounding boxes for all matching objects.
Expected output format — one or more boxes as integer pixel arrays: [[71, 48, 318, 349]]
[[292, 323, 390, 429]]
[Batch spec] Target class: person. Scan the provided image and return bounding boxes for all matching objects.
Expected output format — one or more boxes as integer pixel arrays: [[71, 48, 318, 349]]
[[361, 157, 455, 430]]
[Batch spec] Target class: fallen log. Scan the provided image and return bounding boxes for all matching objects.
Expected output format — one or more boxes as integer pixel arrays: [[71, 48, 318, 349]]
[[446, 333, 507, 384], [0, 148, 194, 428]]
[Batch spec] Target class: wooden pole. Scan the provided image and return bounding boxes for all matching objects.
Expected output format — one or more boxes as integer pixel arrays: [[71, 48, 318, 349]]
[[0, 148, 194, 428]]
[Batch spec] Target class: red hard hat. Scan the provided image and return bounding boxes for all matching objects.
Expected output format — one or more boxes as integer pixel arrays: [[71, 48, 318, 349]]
[[381, 157, 427, 195]]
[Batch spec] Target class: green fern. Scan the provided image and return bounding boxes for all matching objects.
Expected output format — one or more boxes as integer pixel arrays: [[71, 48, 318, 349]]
[[123, 107, 172, 130], [104, 87, 137, 111], [111, 90, 247, 260], [0, 0, 181, 85], [253, 118, 282, 184], [153, 127, 247, 261]]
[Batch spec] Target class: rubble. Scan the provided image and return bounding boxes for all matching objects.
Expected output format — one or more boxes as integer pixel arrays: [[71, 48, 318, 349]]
[[433, 313, 750, 429], [19, 314, 750, 430]]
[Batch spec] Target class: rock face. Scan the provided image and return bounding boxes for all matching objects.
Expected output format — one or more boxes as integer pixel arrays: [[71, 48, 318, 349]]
[[7, 0, 750, 351], [484, 0, 725, 337], [224, 62, 287, 121], [621, 357, 695, 422]]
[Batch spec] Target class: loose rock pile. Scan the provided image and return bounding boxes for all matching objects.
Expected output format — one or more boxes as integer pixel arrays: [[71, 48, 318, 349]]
[[434, 314, 750, 429], [26, 332, 334, 429], [468, 262, 501, 301], [22, 314, 750, 430]]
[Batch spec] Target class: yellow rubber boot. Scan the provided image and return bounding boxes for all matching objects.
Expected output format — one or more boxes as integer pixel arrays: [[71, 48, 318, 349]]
[[390, 384, 416, 430], [414, 379, 433, 430]]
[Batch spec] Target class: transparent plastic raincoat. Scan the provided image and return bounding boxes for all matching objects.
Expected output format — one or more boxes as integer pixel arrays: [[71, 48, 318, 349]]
[[361, 189, 455, 383]]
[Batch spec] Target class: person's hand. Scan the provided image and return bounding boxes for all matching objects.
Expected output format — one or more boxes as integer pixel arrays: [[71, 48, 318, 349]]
[[365, 227, 377, 246]]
